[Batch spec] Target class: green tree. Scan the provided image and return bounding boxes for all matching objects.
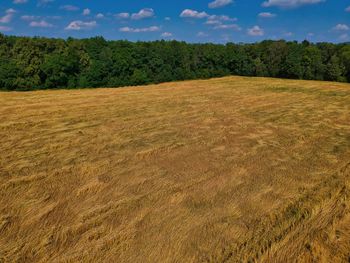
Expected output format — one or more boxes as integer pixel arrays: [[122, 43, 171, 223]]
[[0, 58, 19, 90], [254, 57, 267, 77], [0, 35, 349, 91], [325, 55, 345, 82], [340, 46, 350, 82], [130, 69, 149, 85], [283, 43, 303, 79], [302, 46, 325, 80]]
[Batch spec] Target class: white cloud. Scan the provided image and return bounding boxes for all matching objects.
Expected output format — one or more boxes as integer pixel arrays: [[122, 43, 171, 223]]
[[333, 24, 349, 31], [115, 13, 130, 19], [0, 9, 16, 24], [197, 31, 209, 37], [258, 12, 276, 18], [131, 8, 154, 20], [119, 26, 160, 33], [165, 17, 171, 21], [6, 8, 16, 14], [0, 25, 12, 31], [284, 32, 293, 36], [262, 0, 324, 8], [214, 24, 241, 30], [96, 13, 104, 19], [247, 25, 264, 36], [346, 6, 350, 12], [13, 0, 27, 4], [205, 20, 222, 25], [208, 0, 233, 9], [60, 5, 79, 11], [180, 9, 209, 19], [208, 14, 236, 21], [83, 9, 91, 16], [161, 32, 172, 37], [30, 20, 53, 28], [205, 14, 239, 31], [205, 15, 237, 26], [22, 15, 61, 21], [65, 20, 97, 30], [21, 15, 40, 21]]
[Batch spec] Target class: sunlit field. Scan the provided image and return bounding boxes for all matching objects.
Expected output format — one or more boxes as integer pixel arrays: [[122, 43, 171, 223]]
[[1, 76, 350, 262]]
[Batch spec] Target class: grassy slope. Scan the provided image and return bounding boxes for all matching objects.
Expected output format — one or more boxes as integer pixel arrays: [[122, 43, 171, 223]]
[[0, 76, 350, 262]]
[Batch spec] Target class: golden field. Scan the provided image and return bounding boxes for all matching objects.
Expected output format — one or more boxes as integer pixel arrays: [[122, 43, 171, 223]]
[[0, 76, 350, 262]]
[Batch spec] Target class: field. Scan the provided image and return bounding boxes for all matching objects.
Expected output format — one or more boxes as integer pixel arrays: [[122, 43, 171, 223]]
[[1, 76, 350, 262]]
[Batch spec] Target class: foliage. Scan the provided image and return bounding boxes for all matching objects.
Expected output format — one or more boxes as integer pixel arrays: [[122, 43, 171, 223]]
[[0, 33, 349, 90]]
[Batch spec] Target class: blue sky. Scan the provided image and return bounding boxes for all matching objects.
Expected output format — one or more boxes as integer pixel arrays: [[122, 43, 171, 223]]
[[0, 0, 349, 43]]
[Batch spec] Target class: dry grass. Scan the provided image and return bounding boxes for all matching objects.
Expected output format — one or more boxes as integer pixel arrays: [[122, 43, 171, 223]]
[[0, 76, 350, 263]]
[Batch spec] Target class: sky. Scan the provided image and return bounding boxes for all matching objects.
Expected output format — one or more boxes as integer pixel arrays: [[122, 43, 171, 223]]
[[0, 0, 349, 43]]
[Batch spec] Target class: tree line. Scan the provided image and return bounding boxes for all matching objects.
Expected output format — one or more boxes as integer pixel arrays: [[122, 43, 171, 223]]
[[0, 33, 349, 91]]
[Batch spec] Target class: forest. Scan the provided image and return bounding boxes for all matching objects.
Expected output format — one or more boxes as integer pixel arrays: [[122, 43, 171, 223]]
[[0, 33, 349, 91]]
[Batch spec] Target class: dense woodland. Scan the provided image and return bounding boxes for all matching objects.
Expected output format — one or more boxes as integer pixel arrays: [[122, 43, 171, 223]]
[[0, 33, 349, 90]]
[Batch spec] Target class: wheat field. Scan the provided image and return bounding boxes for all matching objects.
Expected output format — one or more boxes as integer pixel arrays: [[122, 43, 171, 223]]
[[0, 76, 350, 262]]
